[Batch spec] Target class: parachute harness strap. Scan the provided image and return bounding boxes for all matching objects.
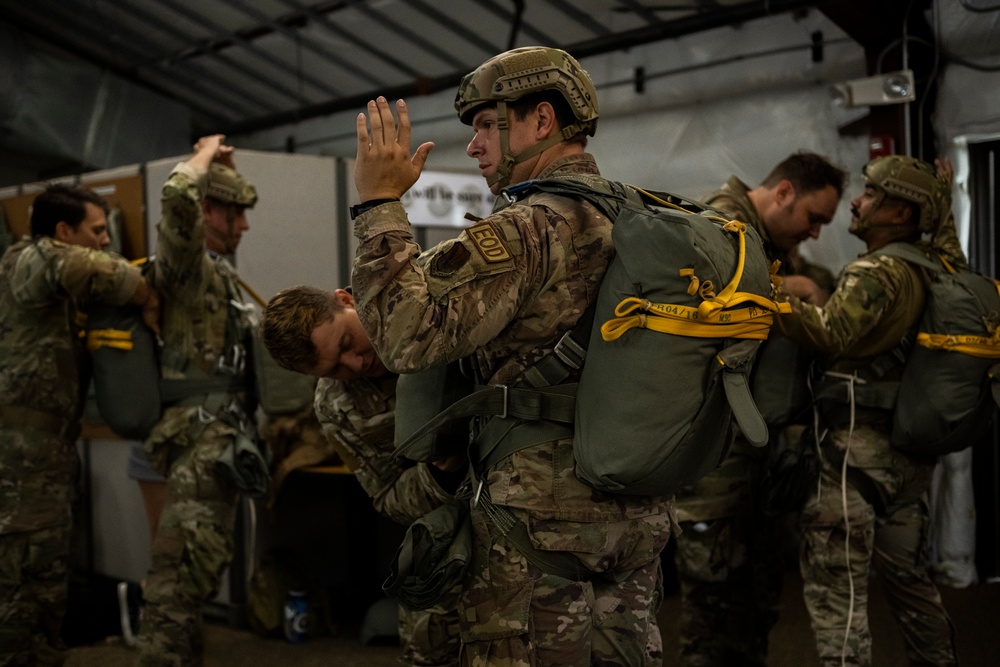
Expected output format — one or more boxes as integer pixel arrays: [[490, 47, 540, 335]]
[[601, 193, 791, 342], [87, 329, 134, 352]]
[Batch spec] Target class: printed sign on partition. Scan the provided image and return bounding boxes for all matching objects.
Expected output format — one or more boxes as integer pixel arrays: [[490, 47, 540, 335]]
[[402, 171, 495, 228]]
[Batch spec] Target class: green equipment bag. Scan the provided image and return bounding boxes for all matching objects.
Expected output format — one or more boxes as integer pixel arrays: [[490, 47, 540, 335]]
[[880, 243, 1000, 455], [571, 186, 790, 496], [250, 327, 317, 416], [86, 299, 162, 440], [394, 360, 475, 462], [749, 335, 816, 426]]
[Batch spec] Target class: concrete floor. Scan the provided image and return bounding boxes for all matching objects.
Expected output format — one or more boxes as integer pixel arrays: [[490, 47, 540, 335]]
[[63, 570, 1000, 667]]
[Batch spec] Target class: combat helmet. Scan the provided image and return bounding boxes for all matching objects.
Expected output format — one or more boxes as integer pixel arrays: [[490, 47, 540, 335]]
[[455, 46, 598, 189], [207, 164, 258, 208], [860, 156, 947, 234]]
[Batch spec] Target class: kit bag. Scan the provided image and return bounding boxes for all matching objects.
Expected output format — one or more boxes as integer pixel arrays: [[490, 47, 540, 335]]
[[749, 334, 816, 427], [880, 243, 1000, 455], [86, 298, 162, 440], [394, 360, 475, 462], [87, 260, 307, 441], [570, 185, 789, 496], [250, 326, 317, 416]]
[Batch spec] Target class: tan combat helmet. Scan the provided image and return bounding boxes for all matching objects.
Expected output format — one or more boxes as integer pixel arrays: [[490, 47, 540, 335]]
[[207, 164, 258, 208], [454, 46, 598, 189], [860, 155, 947, 233]]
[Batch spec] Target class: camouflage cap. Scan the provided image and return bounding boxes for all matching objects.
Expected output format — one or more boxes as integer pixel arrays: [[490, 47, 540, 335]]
[[863, 156, 946, 233], [454, 46, 598, 136], [207, 164, 258, 207]]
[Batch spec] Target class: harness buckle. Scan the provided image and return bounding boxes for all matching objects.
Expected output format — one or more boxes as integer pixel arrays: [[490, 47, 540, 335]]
[[197, 406, 215, 424], [496, 384, 509, 419], [217, 343, 246, 375], [553, 331, 586, 370]]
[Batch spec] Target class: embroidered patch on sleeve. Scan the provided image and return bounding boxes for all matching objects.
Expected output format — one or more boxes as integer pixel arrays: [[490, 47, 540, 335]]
[[430, 243, 471, 277], [467, 221, 512, 263]]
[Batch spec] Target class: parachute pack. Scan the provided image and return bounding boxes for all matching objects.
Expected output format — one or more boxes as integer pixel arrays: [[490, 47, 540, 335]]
[[880, 243, 1000, 455], [86, 258, 315, 441], [394, 176, 790, 497]]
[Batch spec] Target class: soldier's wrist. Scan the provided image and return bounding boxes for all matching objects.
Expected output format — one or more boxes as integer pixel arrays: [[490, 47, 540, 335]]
[[350, 198, 399, 220]]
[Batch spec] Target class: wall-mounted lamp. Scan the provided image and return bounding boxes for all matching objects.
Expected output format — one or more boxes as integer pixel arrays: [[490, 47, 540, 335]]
[[830, 70, 915, 108]]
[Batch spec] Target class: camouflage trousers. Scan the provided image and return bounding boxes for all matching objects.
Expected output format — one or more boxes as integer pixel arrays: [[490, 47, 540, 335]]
[[398, 585, 461, 666], [458, 504, 671, 667], [0, 427, 78, 667], [800, 427, 958, 667], [136, 412, 240, 667], [672, 447, 788, 667]]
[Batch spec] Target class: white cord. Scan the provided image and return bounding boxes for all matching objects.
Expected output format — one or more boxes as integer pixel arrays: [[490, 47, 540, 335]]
[[838, 374, 858, 667]]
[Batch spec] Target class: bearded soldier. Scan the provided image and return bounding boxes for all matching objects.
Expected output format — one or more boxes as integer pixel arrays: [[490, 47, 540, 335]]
[[775, 155, 962, 667], [672, 152, 847, 666], [349, 47, 675, 666]]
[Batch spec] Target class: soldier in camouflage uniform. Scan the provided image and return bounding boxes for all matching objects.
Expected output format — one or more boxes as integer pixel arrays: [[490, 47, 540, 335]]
[[0, 184, 157, 665], [775, 155, 961, 667], [262, 285, 460, 666], [349, 47, 675, 666], [135, 135, 260, 667], [672, 153, 847, 666]]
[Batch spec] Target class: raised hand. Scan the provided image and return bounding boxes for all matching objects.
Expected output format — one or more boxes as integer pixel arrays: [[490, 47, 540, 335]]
[[355, 97, 435, 202]]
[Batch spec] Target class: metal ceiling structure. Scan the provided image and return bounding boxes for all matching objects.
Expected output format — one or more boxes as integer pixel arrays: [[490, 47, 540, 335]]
[[0, 0, 868, 138]]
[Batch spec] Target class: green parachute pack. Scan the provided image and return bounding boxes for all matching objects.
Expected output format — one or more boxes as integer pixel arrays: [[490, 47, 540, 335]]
[[394, 176, 791, 497], [880, 243, 1000, 455], [86, 259, 315, 441]]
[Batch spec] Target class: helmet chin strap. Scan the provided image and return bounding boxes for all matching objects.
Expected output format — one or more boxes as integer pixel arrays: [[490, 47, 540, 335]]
[[487, 100, 585, 189]]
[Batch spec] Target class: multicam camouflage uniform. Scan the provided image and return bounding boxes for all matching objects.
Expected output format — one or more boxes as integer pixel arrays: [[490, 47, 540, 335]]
[[313, 376, 459, 666], [776, 250, 958, 667], [136, 163, 258, 667], [0, 237, 142, 665], [670, 176, 835, 666], [352, 154, 675, 667]]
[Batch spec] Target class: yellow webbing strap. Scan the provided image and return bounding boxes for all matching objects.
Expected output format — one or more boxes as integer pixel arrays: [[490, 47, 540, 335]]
[[600, 215, 791, 342], [87, 328, 134, 351], [917, 332, 1000, 358]]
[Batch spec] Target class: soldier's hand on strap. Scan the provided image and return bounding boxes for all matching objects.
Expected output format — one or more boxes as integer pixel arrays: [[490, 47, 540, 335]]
[[355, 97, 435, 202], [781, 275, 829, 306]]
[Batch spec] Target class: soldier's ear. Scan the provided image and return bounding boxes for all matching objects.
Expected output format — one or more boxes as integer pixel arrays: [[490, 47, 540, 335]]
[[53, 220, 74, 243], [534, 101, 557, 140], [885, 198, 915, 225], [334, 288, 355, 307], [774, 179, 796, 207]]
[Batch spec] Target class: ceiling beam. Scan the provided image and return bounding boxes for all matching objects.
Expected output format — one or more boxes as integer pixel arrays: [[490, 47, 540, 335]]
[[221, 0, 830, 135]]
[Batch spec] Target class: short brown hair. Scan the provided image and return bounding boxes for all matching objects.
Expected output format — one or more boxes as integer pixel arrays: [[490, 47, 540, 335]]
[[30, 184, 109, 238], [760, 152, 848, 199], [261, 286, 345, 372]]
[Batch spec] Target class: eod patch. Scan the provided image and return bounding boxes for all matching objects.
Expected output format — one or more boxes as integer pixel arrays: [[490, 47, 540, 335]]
[[467, 221, 512, 263]]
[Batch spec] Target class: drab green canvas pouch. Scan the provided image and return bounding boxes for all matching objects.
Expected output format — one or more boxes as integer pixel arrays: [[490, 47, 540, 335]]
[[383, 499, 471, 611]]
